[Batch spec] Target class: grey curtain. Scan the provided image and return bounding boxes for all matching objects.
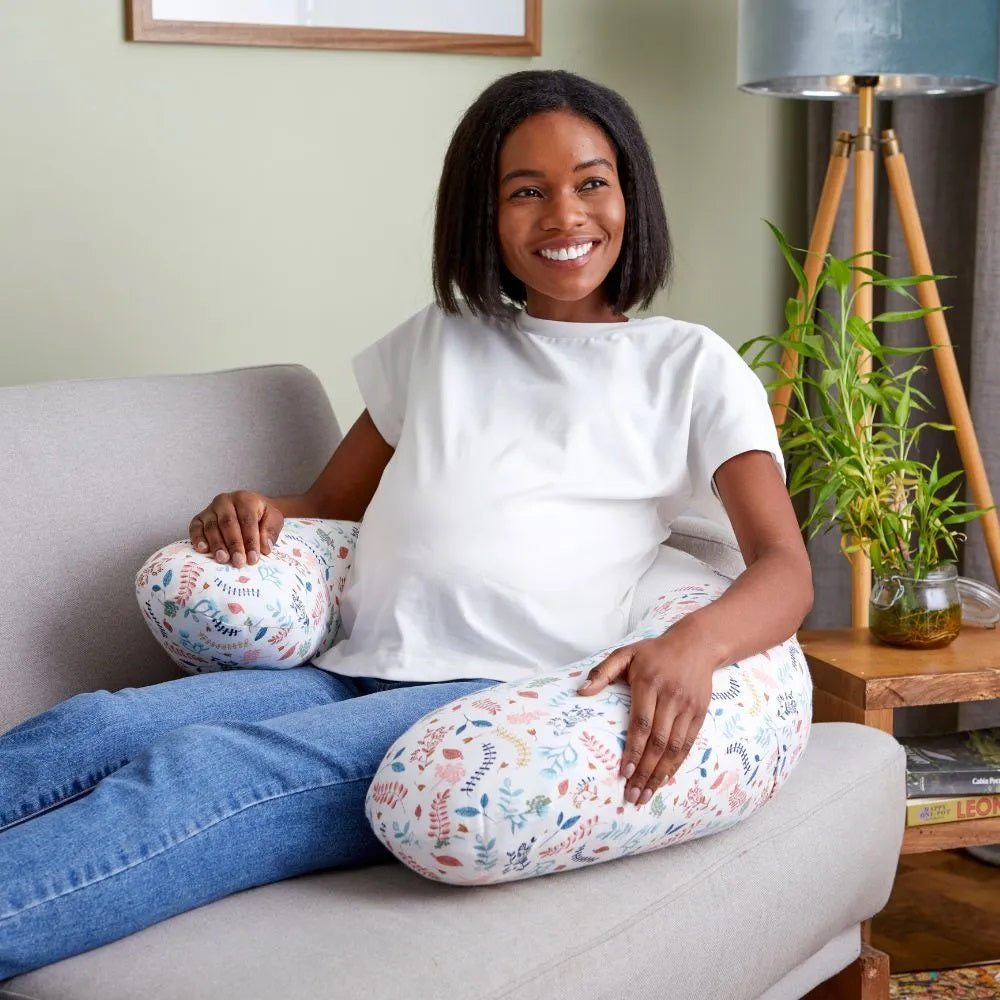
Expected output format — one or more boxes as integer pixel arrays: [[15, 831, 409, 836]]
[[966, 85, 1000, 590], [802, 89, 996, 629]]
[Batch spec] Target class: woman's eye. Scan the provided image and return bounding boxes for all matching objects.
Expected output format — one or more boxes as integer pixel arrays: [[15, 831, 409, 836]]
[[580, 177, 609, 191], [511, 186, 543, 199]]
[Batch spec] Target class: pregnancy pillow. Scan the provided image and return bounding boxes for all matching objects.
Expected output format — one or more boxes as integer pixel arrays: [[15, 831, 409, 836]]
[[363, 556, 812, 887], [136, 516, 811, 889], [136, 518, 357, 673]]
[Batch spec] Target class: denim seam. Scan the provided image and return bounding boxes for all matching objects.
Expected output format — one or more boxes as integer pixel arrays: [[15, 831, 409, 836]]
[[0, 760, 129, 834], [0, 775, 374, 925], [0, 787, 95, 835]]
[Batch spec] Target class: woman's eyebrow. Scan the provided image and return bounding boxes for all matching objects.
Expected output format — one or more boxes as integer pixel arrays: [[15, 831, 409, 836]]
[[574, 157, 615, 173], [499, 167, 545, 185], [499, 158, 615, 186]]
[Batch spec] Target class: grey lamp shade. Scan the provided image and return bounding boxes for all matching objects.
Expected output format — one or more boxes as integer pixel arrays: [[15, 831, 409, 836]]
[[738, 0, 999, 98]]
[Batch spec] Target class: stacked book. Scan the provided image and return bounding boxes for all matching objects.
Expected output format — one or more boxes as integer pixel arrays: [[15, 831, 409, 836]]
[[902, 727, 1000, 827]]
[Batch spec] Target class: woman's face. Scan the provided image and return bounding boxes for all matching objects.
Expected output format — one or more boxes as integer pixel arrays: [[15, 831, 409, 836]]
[[496, 110, 626, 323]]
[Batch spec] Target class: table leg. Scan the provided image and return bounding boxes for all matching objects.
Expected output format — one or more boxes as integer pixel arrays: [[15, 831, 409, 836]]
[[804, 941, 890, 999], [812, 689, 894, 733], [812, 691, 895, 953]]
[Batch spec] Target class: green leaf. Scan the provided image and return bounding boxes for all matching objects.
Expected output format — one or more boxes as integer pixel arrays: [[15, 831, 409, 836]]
[[932, 469, 964, 492], [942, 510, 990, 525], [818, 367, 840, 392], [845, 315, 880, 354], [857, 382, 885, 406], [870, 273, 951, 288], [827, 255, 851, 295], [878, 344, 935, 358], [784, 296, 805, 330], [765, 221, 808, 296], [895, 385, 911, 428], [873, 307, 942, 323]]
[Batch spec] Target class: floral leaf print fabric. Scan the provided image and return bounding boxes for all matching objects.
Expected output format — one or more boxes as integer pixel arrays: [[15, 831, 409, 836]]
[[135, 519, 357, 673], [365, 582, 812, 885]]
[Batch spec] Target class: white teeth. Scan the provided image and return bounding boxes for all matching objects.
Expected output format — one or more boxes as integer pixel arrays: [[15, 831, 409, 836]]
[[539, 241, 593, 261]]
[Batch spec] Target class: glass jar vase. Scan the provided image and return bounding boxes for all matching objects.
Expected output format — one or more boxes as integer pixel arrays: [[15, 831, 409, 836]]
[[869, 565, 962, 649]]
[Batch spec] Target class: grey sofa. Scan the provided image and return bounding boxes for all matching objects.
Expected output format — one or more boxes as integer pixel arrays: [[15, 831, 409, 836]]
[[0, 365, 906, 1000]]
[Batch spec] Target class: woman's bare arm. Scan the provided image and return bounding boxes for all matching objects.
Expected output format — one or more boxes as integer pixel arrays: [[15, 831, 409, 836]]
[[273, 410, 395, 521], [189, 410, 394, 567], [670, 449, 814, 666], [579, 449, 812, 805]]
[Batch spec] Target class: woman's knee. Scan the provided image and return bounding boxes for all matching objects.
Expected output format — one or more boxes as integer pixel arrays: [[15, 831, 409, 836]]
[[136, 720, 264, 783]]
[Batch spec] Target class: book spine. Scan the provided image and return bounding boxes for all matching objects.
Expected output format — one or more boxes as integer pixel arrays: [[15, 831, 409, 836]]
[[906, 795, 1000, 827], [906, 772, 1000, 797]]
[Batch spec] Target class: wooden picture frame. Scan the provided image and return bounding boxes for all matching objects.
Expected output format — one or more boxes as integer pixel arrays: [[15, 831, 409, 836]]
[[125, 1, 541, 56]]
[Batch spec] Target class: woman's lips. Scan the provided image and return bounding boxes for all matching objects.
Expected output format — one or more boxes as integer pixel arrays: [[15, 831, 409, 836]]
[[534, 240, 597, 266]]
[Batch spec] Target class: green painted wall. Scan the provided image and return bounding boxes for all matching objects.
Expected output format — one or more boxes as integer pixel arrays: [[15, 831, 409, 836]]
[[0, 1, 803, 422]]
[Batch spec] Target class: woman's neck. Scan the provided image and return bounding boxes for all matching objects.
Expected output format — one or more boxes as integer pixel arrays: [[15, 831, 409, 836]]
[[523, 290, 628, 324]]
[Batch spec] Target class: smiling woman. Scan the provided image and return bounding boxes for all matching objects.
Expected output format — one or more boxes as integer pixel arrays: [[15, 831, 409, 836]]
[[432, 70, 671, 322], [496, 111, 626, 323]]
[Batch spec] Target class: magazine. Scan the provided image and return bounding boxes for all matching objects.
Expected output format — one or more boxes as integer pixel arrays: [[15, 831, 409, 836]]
[[900, 727, 1000, 797], [906, 794, 1000, 827]]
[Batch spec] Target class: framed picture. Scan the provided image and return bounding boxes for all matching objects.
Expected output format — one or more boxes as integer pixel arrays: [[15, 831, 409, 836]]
[[125, 1, 541, 56]]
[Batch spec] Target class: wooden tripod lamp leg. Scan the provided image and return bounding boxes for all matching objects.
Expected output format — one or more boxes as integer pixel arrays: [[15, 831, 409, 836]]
[[882, 129, 1000, 589], [771, 132, 851, 429], [851, 84, 878, 627]]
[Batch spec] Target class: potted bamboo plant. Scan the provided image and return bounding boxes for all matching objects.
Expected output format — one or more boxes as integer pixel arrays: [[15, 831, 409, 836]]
[[740, 224, 987, 649]]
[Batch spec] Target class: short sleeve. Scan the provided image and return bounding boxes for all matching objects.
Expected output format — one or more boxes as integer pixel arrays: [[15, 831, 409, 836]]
[[352, 307, 427, 447], [687, 336, 784, 505]]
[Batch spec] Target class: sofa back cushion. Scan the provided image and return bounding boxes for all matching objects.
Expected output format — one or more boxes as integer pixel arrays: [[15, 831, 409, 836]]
[[0, 365, 340, 730]]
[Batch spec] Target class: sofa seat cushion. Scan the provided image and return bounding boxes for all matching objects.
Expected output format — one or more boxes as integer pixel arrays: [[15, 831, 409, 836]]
[[1, 722, 904, 1000]]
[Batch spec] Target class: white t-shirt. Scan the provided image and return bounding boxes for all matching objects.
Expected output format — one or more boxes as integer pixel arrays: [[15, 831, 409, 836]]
[[312, 304, 782, 683]]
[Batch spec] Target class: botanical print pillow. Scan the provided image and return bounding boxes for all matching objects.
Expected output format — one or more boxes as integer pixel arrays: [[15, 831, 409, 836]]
[[135, 518, 357, 673]]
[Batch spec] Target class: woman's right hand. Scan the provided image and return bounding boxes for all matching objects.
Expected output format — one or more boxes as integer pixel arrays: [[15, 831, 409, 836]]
[[188, 491, 285, 569]]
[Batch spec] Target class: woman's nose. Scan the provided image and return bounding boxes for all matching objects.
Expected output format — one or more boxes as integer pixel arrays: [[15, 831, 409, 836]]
[[540, 189, 587, 230]]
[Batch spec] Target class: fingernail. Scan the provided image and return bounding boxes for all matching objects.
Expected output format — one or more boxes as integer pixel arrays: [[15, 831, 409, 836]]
[[195, 541, 208, 552], [215, 550, 229, 563], [625, 786, 640, 805], [638, 789, 652, 806], [578, 679, 593, 691], [247, 551, 258, 565], [622, 762, 636, 781]]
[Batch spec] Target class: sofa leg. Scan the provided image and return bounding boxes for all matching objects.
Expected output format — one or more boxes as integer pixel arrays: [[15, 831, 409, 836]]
[[803, 942, 890, 1000]]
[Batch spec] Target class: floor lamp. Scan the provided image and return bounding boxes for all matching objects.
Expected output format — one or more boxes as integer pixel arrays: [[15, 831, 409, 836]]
[[737, 0, 1000, 627]]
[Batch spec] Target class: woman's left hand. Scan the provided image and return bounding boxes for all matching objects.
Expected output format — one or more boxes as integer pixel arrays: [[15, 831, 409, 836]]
[[577, 628, 716, 807]]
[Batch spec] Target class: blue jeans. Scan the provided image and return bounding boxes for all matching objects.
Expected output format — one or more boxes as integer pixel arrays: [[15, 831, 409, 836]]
[[0, 666, 496, 978]]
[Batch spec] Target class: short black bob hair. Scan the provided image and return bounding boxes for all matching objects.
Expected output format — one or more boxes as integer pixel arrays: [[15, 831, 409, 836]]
[[433, 70, 672, 321]]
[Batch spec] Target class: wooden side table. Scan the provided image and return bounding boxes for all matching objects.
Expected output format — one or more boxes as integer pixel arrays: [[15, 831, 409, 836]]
[[799, 626, 1000, 854]]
